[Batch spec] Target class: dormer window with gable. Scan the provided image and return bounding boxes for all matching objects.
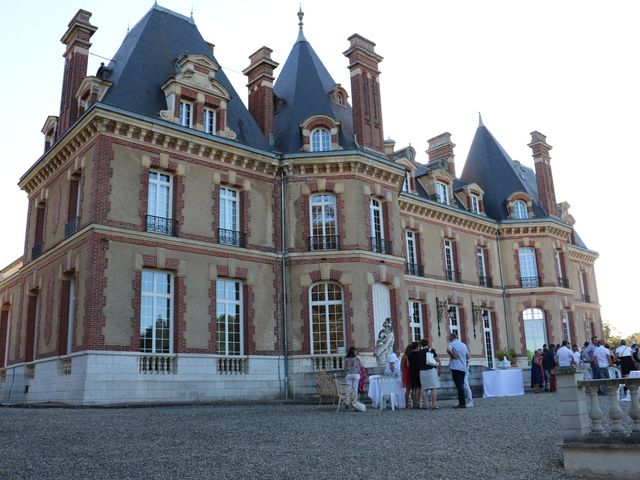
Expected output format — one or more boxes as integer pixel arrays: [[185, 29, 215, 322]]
[[506, 193, 534, 220], [470, 194, 480, 214], [160, 53, 235, 139], [436, 182, 449, 204], [301, 115, 341, 152]]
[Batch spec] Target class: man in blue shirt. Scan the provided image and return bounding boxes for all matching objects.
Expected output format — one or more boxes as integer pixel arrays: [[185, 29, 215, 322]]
[[582, 336, 601, 380], [447, 333, 469, 408]]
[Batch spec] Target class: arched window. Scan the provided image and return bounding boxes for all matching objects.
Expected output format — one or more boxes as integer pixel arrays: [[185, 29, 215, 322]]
[[310, 128, 331, 152], [310, 282, 345, 354], [309, 194, 338, 250], [518, 247, 539, 287], [513, 200, 528, 219], [523, 307, 547, 362]]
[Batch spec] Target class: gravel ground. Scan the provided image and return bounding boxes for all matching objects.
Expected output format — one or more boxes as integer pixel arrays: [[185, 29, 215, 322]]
[[0, 393, 631, 480]]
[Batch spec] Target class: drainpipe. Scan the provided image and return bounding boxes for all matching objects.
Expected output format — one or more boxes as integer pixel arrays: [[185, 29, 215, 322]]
[[495, 229, 512, 350], [279, 167, 289, 400]]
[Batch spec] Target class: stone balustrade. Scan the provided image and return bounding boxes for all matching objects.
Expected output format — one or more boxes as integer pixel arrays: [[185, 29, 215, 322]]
[[312, 355, 344, 372], [555, 366, 640, 478], [216, 356, 248, 375], [138, 354, 176, 374]]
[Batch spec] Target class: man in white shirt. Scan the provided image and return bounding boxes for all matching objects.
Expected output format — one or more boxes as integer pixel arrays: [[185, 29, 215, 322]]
[[593, 342, 612, 378], [556, 340, 574, 367], [571, 344, 582, 367]]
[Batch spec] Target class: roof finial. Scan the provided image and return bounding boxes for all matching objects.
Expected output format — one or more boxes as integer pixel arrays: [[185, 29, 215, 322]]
[[478, 112, 484, 126], [190, 4, 194, 19], [297, 5, 306, 41]]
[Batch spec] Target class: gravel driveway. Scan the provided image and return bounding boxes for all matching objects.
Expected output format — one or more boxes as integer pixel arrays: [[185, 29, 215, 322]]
[[0, 393, 620, 479]]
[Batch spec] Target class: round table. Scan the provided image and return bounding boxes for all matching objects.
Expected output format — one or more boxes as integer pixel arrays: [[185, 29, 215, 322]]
[[367, 374, 406, 409], [482, 368, 525, 397]]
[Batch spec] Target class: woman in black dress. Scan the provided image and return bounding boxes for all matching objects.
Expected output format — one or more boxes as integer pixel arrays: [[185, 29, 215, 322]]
[[407, 342, 422, 408]]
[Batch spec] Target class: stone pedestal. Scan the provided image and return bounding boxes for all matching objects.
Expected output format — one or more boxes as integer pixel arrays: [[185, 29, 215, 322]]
[[555, 366, 590, 440]]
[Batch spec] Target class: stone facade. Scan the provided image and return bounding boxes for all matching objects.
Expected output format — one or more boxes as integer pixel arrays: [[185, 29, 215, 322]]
[[0, 6, 602, 404]]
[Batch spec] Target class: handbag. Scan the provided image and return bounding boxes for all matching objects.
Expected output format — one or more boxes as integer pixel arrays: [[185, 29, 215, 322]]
[[426, 349, 438, 367]]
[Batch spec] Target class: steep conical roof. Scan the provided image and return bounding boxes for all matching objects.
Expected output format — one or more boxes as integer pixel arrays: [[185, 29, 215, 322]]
[[460, 122, 545, 220], [101, 4, 269, 149], [272, 31, 354, 153]]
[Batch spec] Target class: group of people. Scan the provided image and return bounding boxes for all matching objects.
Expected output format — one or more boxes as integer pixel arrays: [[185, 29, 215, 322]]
[[344, 333, 472, 410], [530, 336, 640, 392]]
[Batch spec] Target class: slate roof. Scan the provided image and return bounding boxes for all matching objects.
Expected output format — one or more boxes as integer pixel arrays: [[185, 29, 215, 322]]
[[100, 4, 269, 150], [272, 31, 354, 153], [460, 123, 546, 221]]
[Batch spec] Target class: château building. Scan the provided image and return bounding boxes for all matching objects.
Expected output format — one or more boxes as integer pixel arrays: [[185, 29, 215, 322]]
[[0, 5, 601, 404]]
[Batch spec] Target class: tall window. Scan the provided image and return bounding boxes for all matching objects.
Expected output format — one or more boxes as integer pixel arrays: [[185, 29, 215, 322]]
[[561, 310, 571, 344], [470, 194, 480, 214], [483, 309, 495, 369], [555, 251, 566, 287], [448, 305, 460, 338], [179, 100, 193, 127], [518, 247, 539, 287], [219, 187, 241, 246], [140, 271, 173, 354], [444, 239, 456, 281], [513, 200, 528, 219], [523, 307, 546, 362], [216, 280, 243, 355], [25, 293, 39, 362], [310, 194, 338, 250], [436, 182, 449, 204], [32, 202, 46, 259], [405, 231, 418, 275], [0, 306, 10, 368], [204, 108, 217, 134], [584, 318, 592, 340], [310, 128, 331, 152], [370, 198, 388, 254], [477, 247, 488, 286], [408, 301, 423, 342], [59, 277, 76, 356], [579, 271, 589, 302], [65, 174, 81, 238], [310, 282, 345, 354], [147, 171, 174, 235]]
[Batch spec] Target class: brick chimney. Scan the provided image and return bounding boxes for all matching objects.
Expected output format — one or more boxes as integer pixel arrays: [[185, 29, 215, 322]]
[[426, 133, 456, 176], [343, 34, 384, 153], [243, 46, 279, 141], [58, 10, 97, 137], [528, 131, 558, 216]]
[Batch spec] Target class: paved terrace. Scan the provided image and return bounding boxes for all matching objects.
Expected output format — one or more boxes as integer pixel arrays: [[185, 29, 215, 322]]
[[0, 394, 630, 479]]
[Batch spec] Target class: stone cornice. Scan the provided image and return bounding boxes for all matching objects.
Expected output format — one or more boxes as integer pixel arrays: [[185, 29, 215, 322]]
[[399, 194, 498, 235], [567, 244, 599, 263], [19, 105, 281, 194], [498, 222, 572, 241]]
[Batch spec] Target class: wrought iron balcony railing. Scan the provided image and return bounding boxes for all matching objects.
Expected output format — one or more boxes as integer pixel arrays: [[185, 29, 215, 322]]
[[218, 228, 246, 248], [370, 237, 392, 255], [309, 235, 339, 251], [521, 276, 540, 288], [479, 275, 492, 288], [445, 268, 459, 282], [146, 215, 177, 236], [64, 217, 80, 239], [31, 243, 43, 260], [405, 262, 424, 276], [581, 293, 591, 303], [558, 277, 570, 288]]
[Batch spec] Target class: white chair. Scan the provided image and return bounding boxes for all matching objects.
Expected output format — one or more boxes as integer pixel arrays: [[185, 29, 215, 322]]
[[378, 377, 399, 411]]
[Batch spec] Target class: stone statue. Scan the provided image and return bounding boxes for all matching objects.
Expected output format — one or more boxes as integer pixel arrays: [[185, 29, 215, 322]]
[[375, 317, 395, 366]]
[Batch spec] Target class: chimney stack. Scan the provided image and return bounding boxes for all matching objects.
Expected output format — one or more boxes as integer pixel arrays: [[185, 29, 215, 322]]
[[343, 34, 384, 153], [243, 46, 279, 141], [528, 131, 558, 216], [58, 10, 97, 136], [426, 133, 456, 176], [384, 138, 395, 161]]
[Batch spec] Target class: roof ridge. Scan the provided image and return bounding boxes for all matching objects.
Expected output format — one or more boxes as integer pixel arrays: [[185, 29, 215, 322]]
[[152, 3, 195, 25]]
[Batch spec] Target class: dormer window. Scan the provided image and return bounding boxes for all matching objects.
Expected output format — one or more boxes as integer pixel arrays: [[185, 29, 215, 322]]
[[470, 194, 480, 214], [179, 101, 193, 128], [513, 200, 528, 219], [402, 174, 410, 193], [436, 182, 449, 204], [310, 128, 331, 152], [204, 108, 217, 135]]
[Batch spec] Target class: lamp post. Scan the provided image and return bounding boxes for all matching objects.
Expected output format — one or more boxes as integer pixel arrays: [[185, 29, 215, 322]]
[[435, 297, 449, 337]]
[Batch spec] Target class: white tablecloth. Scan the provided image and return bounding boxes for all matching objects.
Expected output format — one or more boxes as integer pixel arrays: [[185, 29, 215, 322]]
[[367, 375, 406, 408], [482, 369, 525, 398]]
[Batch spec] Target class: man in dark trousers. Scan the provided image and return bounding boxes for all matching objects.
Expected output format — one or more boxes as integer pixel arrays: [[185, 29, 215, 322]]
[[542, 343, 556, 392]]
